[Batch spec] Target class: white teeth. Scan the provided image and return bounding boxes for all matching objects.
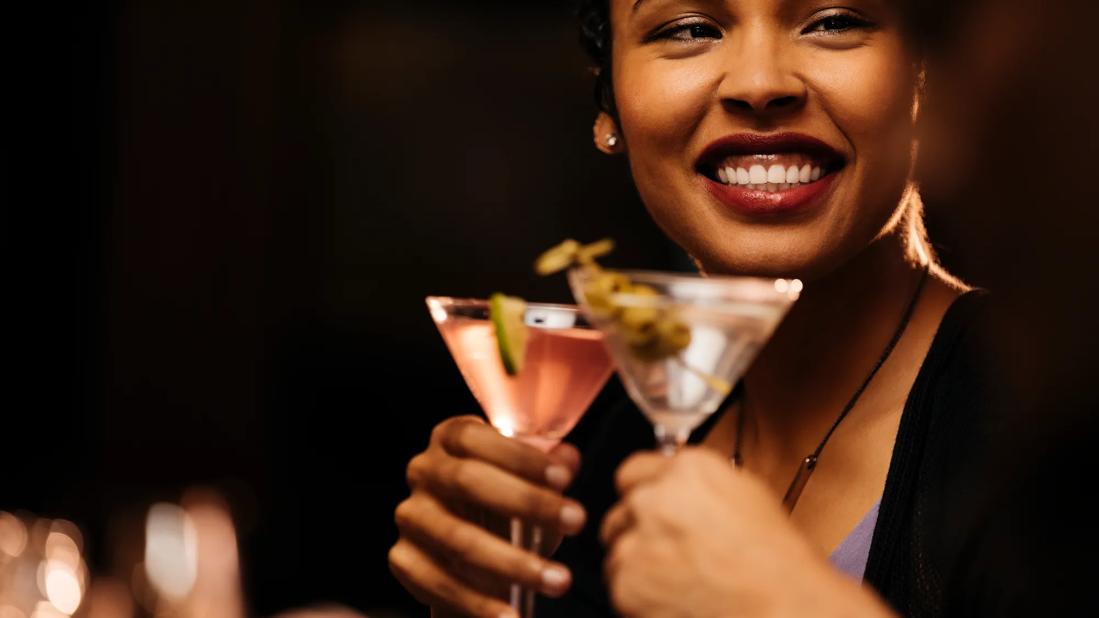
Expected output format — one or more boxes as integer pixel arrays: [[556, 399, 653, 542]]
[[713, 162, 830, 189]]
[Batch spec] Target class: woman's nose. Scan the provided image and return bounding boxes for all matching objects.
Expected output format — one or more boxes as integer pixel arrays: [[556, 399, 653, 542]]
[[717, 30, 807, 116]]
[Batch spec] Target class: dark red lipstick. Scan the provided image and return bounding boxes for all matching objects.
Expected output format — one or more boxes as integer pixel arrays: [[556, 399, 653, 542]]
[[695, 132, 845, 217]]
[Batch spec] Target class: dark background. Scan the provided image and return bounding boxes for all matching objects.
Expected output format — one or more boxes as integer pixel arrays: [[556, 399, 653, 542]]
[[4, 1, 682, 614], [1, 0, 985, 615]]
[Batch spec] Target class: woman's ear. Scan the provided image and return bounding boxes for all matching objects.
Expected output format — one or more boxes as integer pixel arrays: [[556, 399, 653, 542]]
[[593, 112, 623, 155]]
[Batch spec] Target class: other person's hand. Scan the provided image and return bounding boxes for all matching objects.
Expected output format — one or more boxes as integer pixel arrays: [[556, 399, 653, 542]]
[[602, 448, 895, 618]]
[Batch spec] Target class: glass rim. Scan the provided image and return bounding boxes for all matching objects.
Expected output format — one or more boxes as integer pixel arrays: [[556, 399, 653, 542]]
[[570, 267, 797, 287], [566, 268, 802, 302], [425, 295, 597, 329], [425, 295, 582, 312]]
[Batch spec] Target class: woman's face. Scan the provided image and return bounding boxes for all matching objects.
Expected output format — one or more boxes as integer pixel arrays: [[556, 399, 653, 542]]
[[609, 0, 919, 279]]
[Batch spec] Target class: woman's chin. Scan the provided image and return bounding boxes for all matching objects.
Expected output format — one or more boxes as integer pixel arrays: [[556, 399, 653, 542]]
[[692, 243, 852, 282]]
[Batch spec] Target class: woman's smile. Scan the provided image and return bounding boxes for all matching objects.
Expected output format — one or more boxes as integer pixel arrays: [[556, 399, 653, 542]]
[[694, 131, 845, 217]]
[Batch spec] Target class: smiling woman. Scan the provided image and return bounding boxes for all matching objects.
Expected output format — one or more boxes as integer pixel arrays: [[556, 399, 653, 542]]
[[390, 1, 988, 617], [594, 0, 927, 280]]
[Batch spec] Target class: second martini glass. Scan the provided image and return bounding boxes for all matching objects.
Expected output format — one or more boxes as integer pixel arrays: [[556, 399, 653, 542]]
[[568, 269, 801, 454], [426, 296, 613, 616]]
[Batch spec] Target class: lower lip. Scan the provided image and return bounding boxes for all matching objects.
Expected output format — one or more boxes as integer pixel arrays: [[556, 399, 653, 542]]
[[702, 171, 838, 218]]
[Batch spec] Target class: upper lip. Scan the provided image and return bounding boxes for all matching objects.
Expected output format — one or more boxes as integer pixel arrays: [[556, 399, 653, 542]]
[[695, 132, 845, 172]]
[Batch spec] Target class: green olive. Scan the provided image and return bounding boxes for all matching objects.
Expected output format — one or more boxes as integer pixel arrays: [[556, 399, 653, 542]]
[[653, 318, 692, 356], [619, 305, 660, 332], [585, 271, 631, 316], [534, 239, 581, 276], [576, 238, 615, 265]]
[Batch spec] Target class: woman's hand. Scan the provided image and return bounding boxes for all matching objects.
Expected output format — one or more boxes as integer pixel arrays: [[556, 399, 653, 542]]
[[389, 416, 587, 618], [601, 448, 895, 618]]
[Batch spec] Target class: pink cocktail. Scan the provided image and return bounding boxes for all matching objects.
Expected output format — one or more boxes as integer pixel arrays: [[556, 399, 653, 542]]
[[425, 296, 613, 616], [427, 297, 612, 450]]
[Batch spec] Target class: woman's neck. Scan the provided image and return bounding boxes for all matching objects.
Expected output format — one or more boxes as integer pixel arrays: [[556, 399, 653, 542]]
[[738, 231, 928, 454]]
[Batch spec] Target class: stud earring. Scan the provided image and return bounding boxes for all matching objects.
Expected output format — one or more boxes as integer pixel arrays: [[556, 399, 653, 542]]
[[605, 134, 619, 148]]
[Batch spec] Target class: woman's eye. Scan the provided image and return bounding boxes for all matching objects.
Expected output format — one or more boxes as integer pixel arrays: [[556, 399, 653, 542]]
[[655, 22, 722, 42], [802, 13, 873, 35]]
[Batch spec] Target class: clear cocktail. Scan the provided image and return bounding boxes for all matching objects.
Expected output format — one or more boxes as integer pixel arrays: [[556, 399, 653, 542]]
[[568, 269, 800, 453]]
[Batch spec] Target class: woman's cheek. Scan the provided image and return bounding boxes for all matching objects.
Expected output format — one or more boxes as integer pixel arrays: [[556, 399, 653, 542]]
[[616, 58, 718, 229], [806, 46, 916, 154], [616, 54, 717, 149], [806, 48, 916, 212]]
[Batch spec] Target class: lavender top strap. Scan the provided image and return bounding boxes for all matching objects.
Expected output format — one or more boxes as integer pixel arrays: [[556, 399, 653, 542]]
[[829, 498, 881, 581]]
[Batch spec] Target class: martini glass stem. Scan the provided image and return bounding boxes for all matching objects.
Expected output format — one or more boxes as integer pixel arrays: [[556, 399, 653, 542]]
[[509, 518, 542, 617], [654, 424, 691, 456]]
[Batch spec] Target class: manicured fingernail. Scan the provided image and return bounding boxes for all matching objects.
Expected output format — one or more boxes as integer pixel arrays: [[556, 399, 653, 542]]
[[498, 611, 518, 618], [545, 464, 571, 490], [560, 503, 585, 531], [541, 564, 570, 594]]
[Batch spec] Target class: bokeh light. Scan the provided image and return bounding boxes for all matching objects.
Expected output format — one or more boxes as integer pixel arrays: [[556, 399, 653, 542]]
[[144, 503, 198, 601], [41, 561, 82, 615]]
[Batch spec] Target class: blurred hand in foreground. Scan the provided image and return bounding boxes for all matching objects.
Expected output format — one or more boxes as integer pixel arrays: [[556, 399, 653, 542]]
[[601, 448, 895, 618]]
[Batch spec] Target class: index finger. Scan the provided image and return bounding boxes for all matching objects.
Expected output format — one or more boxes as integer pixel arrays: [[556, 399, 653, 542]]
[[437, 419, 575, 490], [614, 452, 673, 495]]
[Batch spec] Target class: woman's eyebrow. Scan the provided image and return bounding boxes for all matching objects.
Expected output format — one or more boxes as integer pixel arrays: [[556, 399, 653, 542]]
[[633, 0, 737, 15]]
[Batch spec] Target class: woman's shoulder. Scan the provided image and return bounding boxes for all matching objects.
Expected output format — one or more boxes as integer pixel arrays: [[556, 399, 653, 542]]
[[910, 284, 993, 400], [867, 287, 1002, 612]]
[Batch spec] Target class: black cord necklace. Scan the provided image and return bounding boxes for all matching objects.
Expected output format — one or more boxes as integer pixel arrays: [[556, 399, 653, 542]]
[[732, 264, 931, 513]]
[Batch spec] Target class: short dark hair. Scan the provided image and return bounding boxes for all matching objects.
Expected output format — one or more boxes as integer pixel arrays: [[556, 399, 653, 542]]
[[576, 0, 615, 117]]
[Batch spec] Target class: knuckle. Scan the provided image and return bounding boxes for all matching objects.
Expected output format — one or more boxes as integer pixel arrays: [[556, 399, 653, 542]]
[[613, 463, 627, 492], [446, 421, 475, 455], [431, 417, 460, 444], [434, 415, 480, 443], [406, 454, 428, 488], [387, 541, 411, 574], [393, 497, 417, 532]]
